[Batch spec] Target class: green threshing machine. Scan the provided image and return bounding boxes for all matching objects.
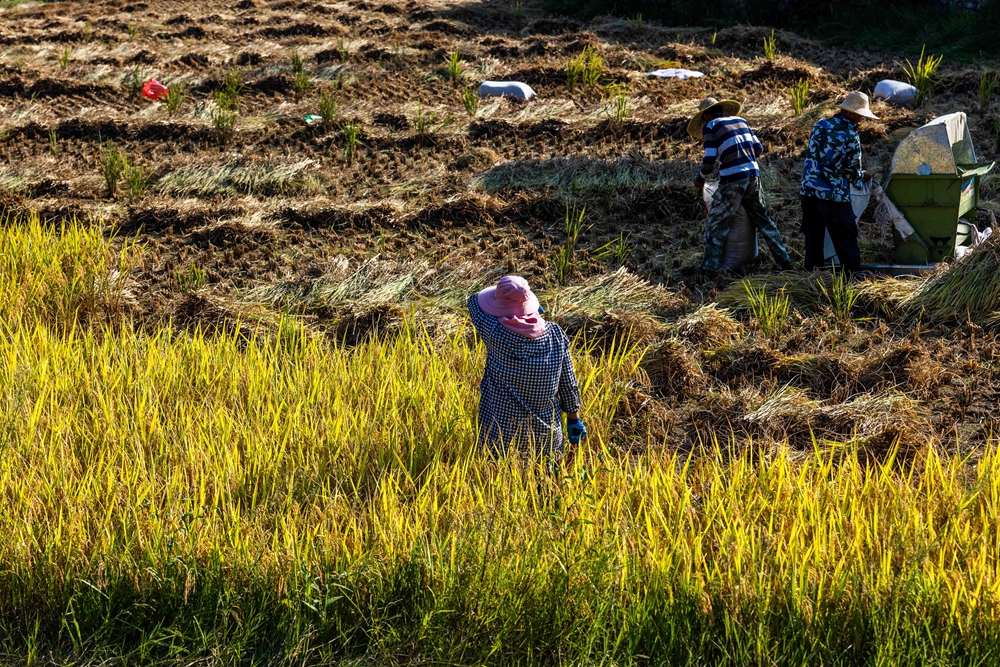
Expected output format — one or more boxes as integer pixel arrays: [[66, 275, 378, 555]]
[[886, 112, 995, 266]]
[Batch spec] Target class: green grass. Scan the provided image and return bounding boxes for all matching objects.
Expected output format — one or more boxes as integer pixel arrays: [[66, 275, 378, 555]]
[[745, 279, 790, 337], [791, 78, 809, 115], [566, 45, 602, 89], [903, 44, 943, 107]]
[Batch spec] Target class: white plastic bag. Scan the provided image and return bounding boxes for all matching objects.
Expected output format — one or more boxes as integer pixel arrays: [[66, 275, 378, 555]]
[[874, 80, 918, 108], [646, 68, 704, 80], [478, 81, 536, 100], [822, 183, 872, 265]]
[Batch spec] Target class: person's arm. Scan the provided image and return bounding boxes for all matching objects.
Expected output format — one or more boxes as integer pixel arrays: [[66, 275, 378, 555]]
[[695, 123, 718, 186], [558, 347, 586, 447], [557, 343, 582, 416], [844, 127, 865, 189], [467, 293, 501, 352]]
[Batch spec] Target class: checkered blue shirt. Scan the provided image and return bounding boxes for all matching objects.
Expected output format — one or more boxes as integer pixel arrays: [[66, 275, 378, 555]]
[[468, 294, 581, 455]]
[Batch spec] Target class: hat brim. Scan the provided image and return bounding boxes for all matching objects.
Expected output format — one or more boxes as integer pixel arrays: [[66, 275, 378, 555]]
[[687, 100, 742, 140], [477, 286, 540, 319], [837, 102, 879, 120]]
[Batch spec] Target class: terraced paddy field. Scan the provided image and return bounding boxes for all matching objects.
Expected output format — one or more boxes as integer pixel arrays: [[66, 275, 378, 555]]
[[2, 0, 1000, 664]]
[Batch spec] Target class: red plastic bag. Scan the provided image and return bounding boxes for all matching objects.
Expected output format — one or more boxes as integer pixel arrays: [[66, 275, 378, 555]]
[[142, 78, 169, 100]]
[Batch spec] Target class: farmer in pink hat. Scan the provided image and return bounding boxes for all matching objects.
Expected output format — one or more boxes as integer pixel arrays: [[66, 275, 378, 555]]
[[468, 276, 585, 456]]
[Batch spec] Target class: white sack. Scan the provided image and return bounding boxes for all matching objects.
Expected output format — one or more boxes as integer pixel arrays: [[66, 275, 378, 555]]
[[874, 80, 918, 107], [703, 182, 759, 271], [646, 68, 704, 80], [822, 183, 872, 264], [478, 81, 537, 100]]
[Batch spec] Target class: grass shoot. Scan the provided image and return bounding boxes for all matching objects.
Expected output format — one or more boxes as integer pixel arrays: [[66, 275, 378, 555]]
[[791, 77, 809, 115], [318, 91, 341, 127], [566, 45, 602, 89], [818, 268, 859, 320], [980, 71, 998, 110], [211, 108, 237, 145], [444, 50, 464, 83], [745, 279, 790, 338], [213, 69, 244, 111], [903, 44, 943, 107], [293, 69, 313, 99], [763, 29, 778, 60], [461, 86, 479, 117], [512, 0, 524, 29], [339, 121, 361, 165], [555, 204, 589, 283], [126, 65, 144, 98], [57, 45, 70, 69], [602, 82, 633, 129], [98, 141, 125, 198], [165, 81, 186, 116]]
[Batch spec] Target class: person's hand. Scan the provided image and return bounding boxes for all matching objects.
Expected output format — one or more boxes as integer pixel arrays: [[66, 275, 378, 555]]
[[693, 175, 705, 190], [862, 171, 873, 183], [567, 417, 587, 446]]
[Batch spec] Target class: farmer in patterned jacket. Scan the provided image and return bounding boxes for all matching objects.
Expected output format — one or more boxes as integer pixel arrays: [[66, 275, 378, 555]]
[[689, 97, 793, 276], [800, 91, 877, 274], [467, 276, 585, 458]]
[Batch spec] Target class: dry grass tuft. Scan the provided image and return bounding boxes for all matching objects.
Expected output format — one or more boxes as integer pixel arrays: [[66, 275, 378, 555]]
[[673, 303, 744, 349], [744, 386, 928, 453], [473, 154, 687, 197], [643, 338, 706, 400], [157, 159, 327, 198], [544, 267, 676, 327], [703, 342, 785, 384]]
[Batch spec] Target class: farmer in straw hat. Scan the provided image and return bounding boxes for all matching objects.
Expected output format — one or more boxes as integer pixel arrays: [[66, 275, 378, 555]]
[[689, 97, 793, 275], [467, 276, 585, 457], [799, 91, 877, 274]]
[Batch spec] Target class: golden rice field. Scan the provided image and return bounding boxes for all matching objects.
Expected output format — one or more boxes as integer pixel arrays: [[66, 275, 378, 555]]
[[0, 219, 997, 666]]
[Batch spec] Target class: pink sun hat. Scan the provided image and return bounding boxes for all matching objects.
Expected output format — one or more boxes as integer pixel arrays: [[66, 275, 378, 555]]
[[478, 276, 540, 319]]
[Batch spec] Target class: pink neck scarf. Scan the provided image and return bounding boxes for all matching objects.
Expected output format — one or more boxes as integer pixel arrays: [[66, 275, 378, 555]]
[[500, 314, 546, 339]]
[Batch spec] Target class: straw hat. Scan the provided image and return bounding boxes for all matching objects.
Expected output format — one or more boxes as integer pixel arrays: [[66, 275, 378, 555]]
[[837, 91, 878, 120], [687, 97, 742, 140]]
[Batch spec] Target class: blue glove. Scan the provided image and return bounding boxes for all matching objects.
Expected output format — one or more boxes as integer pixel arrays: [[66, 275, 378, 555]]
[[566, 418, 586, 445]]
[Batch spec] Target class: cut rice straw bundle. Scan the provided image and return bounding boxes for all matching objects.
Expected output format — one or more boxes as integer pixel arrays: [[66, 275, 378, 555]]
[[855, 276, 921, 319], [906, 233, 1000, 324], [718, 272, 827, 311], [543, 267, 675, 323]]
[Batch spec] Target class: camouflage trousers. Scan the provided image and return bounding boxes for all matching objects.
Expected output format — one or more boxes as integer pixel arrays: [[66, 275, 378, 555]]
[[702, 176, 791, 272]]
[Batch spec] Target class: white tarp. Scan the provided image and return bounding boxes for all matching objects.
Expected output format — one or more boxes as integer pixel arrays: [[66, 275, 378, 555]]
[[890, 112, 977, 176], [645, 68, 704, 80]]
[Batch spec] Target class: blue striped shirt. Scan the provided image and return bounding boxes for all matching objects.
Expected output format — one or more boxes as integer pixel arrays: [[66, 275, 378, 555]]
[[699, 116, 763, 183]]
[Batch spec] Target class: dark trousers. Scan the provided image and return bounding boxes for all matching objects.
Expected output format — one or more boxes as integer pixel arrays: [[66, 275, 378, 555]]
[[800, 195, 861, 273]]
